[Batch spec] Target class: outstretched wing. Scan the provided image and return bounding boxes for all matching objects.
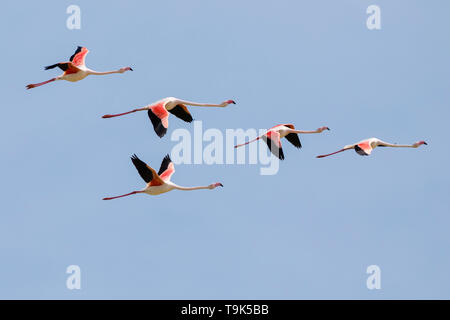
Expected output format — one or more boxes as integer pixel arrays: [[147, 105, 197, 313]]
[[262, 130, 284, 160], [354, 141, 373, 156], [282, 124, 302, 149], [285, 133, 302, 148], [131, 154, 164, 186], [147, 102, 169, 138], [158, 154, 175, 181], [168, 104, 193, 123], [44, 62, 80, 74], [69, 46, 89, 67]]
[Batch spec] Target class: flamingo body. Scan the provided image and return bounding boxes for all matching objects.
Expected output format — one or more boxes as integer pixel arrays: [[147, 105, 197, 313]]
[[103, 154, 223, 200], [317, 137, 427, 158], [26, 46, 132, 89], [235, 124, 329, 160], [102, 97, 235, 138]]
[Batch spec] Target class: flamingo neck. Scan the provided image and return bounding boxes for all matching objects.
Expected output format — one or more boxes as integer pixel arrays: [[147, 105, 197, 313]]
[[173, 185, 209, 191], [88, 70, 120, 76], [177, 99, 227, 107], [389, 144, 415, 148]]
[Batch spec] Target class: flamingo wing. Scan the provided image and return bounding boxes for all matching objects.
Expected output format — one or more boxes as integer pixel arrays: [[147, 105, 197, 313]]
[[262, 130, 285, 160], [131, 154, 164, 186], [147, 102, 169, 138], [354, 141, 373, 156], [44, 62, 80, 74], [168, 104, 193, 123], [69, 46, 89, 67], [158, 154, 175, 181], [285, 133, 302, 148]]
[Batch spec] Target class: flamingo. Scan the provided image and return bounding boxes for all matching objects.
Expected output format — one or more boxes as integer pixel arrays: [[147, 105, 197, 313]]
[[102, 97, 236, 138], [234, 124, 330, 160], [26, 46, 132, 89], [103, 154, 223, 200], [316, 138, 427, 158]]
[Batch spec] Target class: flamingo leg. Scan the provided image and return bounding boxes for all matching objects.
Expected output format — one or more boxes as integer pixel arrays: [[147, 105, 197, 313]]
[[316, 149, 348, 158], [102, 108, 148, 118], [235, 137, 261, 148], [103, 191, 143, 200], [26, 78, 56, 90]]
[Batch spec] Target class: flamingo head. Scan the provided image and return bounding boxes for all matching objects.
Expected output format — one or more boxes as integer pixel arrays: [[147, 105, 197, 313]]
[[209, 182, 224, 189], [413, 140, 428, 148], [119, 67, 133, 73], [318, 126, 330, 132], [225, 100, 236, 105]]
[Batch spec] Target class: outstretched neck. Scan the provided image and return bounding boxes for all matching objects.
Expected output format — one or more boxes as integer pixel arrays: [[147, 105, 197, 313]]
[[290, 127, 329, 134], [88, 69, 121, 76], [177, 99, 227, 107], [378, 142, 415, 148], [292, 129, 321, 134], [172, 184, 209, 191]]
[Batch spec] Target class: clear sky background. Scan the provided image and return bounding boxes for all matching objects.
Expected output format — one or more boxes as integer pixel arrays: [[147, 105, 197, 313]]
[[0, 0, 449, 299]]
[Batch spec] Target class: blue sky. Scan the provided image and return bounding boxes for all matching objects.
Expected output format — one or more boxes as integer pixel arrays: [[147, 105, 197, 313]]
[[0, 0, 449, 299]]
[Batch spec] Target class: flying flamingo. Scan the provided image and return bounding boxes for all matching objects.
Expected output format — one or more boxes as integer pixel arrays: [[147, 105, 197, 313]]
[[102, 97, 236, 138], [234, 124, 330, 160], [103, 154, 223, 200], [316, 138, 427, 158], [26, 46, 132, 89]]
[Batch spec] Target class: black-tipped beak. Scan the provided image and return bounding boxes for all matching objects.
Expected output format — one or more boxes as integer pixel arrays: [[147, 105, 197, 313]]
[[424, 142, 428, 145], [219, 183, 224, 187], [232, 101, 236, 104], [326, 127, 330, 130], [129, 68, 133, 71]]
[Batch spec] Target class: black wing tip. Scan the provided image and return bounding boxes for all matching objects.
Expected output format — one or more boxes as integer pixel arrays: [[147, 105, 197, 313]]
[[147, 109, 168, 138], [285, 133, 302, 149], [70, 46, 84, 62], [158, 154, 173, 175], [354, 146, 369, 156], [44, 64, 57, 70], [169, 105, 193, 123], [155, 127, 167, 138]]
